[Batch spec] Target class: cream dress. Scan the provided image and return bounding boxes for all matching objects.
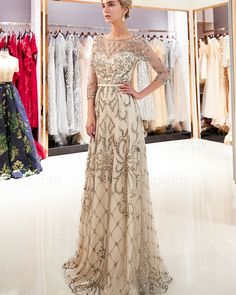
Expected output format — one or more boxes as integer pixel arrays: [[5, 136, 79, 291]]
[[63, 34, 172, 295], [148, 39, 169, 131]]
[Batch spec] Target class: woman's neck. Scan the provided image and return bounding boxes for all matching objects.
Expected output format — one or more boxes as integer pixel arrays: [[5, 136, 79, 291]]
[[109, 22, 130, 39]]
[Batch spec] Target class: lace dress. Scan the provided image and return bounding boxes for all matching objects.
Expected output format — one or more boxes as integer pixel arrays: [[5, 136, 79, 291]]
[[79, 35, 94, 144], [65, 34, 75, 133], [73, 35, 83, 134], [63, 34, 172, 295], [164, 39, 175, 124], [54, 32, 69, 144], [48, 36, 57, 136], [137, 60, 156, 121]]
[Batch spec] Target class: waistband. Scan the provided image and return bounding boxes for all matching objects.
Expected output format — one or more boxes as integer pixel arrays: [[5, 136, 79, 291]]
[[0, 81, 13, 85], [98, 83, 120, 87]]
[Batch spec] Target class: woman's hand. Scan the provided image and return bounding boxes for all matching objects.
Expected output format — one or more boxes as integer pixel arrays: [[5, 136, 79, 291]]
[[119, 82, 143, 100], [86, 114, 96, 138]]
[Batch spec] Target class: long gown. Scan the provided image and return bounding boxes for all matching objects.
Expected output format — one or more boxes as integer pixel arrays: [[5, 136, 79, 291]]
[[0, 51, 42, 179], [63, 34, 172, 295]]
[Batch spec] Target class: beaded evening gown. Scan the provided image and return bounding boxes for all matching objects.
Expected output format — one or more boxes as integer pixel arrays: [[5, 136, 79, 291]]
[[63, 34, 172, 295]]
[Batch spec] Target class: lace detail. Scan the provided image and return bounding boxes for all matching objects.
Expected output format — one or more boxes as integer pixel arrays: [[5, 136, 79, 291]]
[[48, 36, 57, 135], [87, 35, 171, 100], [65, 35, 75, 132], [73, 36, 83, 133], [63, 33, 172, 294]]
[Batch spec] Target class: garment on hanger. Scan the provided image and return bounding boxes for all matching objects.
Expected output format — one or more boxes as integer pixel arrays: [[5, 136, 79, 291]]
[[164, 38, 175, 124], [79, 35, 94, 144], [137, 60, 156, 121], [172, 40, 188, 125], [198, 39, 208, 82], [73, 34, 83, 134], [202, 37, 227, 128], [48, 36, 57, 136], [65, 34, 75, 133], [147, 38, 168, 131], [54, 32, 69, 144], [0, 50, 42, 179]]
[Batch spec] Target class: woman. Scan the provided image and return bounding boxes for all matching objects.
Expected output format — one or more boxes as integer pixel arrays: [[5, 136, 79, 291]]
[[63, 0, 172, 294]]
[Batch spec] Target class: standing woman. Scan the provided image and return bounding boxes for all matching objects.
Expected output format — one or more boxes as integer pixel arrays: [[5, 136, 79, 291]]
[[63, 1, 173, 294]]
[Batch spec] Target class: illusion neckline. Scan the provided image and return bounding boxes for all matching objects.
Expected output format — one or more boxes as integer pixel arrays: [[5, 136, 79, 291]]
[[103, 33, 136, 41]]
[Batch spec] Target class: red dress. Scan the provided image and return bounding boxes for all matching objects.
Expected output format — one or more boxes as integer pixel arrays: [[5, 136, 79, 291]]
[[8, 33, 19, 84], [28, 33, 39, 129]]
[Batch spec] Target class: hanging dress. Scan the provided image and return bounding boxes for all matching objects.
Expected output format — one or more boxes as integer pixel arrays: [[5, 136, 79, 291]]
[[54, 32, 69, 144], [48, 35, 57, 136], [65, 34, 75, 134], [63, 34, 172, 295], [73, 34, 83, 134], [79, 35, 94, 144], [172, 40, 188, 124], [148, 39, 168, 131], [0, 51, 42, 179], [164, 38, 175, 124]]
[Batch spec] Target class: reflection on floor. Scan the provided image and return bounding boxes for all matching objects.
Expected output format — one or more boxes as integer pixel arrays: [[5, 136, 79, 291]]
[[0, 139, 236, 295]]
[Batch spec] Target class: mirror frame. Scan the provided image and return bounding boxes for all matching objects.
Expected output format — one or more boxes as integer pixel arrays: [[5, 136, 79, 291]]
[[40, 0, 200, 155]]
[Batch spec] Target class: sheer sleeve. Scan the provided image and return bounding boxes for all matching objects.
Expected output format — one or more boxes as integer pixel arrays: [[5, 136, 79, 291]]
[[87, 37, 98, 100], [137, 37, 171, 86]]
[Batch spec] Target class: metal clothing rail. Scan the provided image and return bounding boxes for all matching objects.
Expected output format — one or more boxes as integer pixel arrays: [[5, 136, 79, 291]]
[[0, 22, 31, 26], [48, 23, 176, 34], [204, 26, 228, 33]]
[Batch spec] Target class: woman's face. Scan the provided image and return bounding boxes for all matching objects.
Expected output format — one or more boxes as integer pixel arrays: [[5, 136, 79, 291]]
[[101, 0, 127, 23]]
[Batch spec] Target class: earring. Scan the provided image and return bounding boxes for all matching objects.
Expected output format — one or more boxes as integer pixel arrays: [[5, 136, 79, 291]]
[[122, 13, 125, 21]]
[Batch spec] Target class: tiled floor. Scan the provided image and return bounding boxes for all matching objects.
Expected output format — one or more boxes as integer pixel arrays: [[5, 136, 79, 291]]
[[0, 139, 236, 295]]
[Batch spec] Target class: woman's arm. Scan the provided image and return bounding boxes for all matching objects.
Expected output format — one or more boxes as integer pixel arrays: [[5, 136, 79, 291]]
[[119, 37, 171, 100]]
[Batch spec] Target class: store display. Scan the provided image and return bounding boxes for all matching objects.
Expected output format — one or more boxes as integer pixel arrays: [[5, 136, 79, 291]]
[[0, 48, 42, 180]]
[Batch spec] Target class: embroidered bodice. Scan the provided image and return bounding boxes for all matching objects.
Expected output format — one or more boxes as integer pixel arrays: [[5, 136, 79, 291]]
[[87, 34, 171, 100]]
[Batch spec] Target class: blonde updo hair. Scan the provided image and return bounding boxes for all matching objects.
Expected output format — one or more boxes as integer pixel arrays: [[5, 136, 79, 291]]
[[118, 0, 132, 19]]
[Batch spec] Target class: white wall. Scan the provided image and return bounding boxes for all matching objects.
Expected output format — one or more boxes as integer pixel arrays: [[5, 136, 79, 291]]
[[48, 0, 168, 30], [72, 0, 191, 10], [55, 0, 228, 11], [0, 0, 31, 22], [190, 0, 228, 10]]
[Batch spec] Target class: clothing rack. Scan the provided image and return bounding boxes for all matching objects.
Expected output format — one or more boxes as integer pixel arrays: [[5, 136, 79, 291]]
[[0, 22, 32, 35], [0, 22, 31, 26], [48, 23, 177, 36], [204, 26, 228, 33]]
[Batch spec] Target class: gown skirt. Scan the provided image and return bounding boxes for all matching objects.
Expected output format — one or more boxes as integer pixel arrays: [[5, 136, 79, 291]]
[[0, 82, 42, 180], [62, 84, 172, 295]]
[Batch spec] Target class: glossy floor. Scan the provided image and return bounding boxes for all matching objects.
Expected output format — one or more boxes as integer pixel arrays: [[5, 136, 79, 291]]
[[0, 139, 236, 295]]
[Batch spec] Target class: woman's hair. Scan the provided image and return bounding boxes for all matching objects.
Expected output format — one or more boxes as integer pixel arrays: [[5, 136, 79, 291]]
[[118, 0, 132, 19]]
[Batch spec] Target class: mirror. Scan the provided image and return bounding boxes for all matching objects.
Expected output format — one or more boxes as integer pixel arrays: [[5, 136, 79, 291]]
[[194, 3, 231, 144], [45, 0, 192, 156]]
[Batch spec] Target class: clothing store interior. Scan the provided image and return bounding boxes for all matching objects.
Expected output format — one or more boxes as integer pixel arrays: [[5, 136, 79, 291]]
[[1, 0, 236, 294]]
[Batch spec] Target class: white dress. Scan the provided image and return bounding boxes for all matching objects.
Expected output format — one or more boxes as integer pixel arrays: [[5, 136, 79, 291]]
[[198, 39, 208, 82], [48, 36, 57, 136], [79, 36, 94, 144], [172, 40, 188, 124], [203, 37, 227, 128], [136, 60, 156, 121], [164, 38, 175, 124], [148, 39, 168, 130], [73, 35, 83, 133], [65, 34, 75, 133], [54, 32, 69, 143]]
